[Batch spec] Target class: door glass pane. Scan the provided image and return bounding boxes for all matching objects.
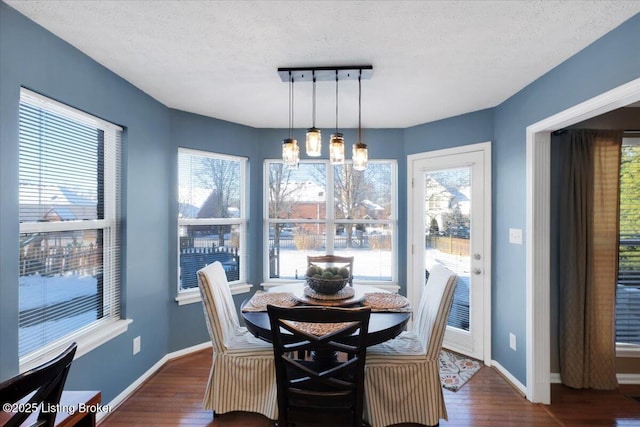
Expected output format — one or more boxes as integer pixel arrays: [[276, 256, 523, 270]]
[[424, 167, 471, 331]]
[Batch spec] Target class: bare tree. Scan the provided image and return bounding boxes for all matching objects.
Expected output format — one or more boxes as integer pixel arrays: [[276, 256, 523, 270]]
[[198, 157, 240, 247], [269, 163, 296, 221], [334, 165, 370, 247]]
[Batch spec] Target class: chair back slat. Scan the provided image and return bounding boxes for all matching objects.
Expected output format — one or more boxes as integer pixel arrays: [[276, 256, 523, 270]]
[[0, 343, 77, 427], [267, 305, 370, 427]]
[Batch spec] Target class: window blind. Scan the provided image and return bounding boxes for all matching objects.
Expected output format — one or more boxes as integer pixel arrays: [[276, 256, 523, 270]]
[[18, 88, 122, 362], [617, 138, 640, 345]]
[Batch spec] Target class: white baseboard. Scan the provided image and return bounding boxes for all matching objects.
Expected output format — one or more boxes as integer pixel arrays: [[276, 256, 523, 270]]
[[97, 342, 212, 423], [617, 373, 640, 384], [491, 359, 527, 396], [550, 371, 640, 385]]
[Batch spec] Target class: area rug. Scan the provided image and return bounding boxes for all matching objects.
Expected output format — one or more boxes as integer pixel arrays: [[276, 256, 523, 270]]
[[439, 349, 482, 392]]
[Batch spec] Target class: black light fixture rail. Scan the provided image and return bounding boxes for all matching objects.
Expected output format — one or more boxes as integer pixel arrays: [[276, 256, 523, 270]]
[[277, 65, 373, 83]]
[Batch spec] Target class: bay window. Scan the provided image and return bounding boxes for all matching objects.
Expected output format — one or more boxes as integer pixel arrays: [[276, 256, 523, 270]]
[[177, 149, 246, 299], [18, 88, 124, 369], [265, 160, 397, 287]]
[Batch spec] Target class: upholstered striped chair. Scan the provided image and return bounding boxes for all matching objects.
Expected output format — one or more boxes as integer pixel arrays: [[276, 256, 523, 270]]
[[364, 264, 458, 427], [197, 262, 277, 420]]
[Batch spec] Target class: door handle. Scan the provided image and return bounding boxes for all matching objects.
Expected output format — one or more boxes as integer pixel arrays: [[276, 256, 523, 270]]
[[472, 268, 482, 275]]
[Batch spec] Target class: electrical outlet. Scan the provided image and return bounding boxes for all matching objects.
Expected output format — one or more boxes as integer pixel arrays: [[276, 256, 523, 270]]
[[509, 228, 523, 245], [133, 336, 141, 355], [509, 333, 516, 351]]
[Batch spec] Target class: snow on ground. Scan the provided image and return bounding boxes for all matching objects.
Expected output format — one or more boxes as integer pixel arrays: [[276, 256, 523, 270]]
[[19, 272, 96, 311], [274, 248, 393, 281], [19, 272, 97, 356]]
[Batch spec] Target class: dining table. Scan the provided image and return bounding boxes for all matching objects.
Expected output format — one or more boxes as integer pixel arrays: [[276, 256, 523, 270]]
[[241, 283, 411, 364]]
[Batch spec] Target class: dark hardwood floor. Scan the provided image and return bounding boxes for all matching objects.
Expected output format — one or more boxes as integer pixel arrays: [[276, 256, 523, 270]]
[[100, 348, 640, 426]]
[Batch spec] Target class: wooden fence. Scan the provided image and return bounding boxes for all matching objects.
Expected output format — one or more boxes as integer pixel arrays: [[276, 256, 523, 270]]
[[20, 244, 100, 277], [426, 235, 470, 256]]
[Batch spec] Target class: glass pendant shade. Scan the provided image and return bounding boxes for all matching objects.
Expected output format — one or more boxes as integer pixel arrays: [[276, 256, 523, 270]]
[[282, 138, 299, 167], [352, 142, 368, 171], [306, 127, 322, 157], [329, 133, 345, 164]]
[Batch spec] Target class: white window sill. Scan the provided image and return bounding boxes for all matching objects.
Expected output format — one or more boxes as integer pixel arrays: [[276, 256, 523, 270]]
[[175, 283, 253, 306], [616, 343, 640, 358], [260, 281, 401, 293], [20, 318, 132, 373]]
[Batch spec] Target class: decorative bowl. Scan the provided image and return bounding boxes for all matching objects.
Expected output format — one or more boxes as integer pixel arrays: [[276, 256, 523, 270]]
[[305, 276, 349, 295]]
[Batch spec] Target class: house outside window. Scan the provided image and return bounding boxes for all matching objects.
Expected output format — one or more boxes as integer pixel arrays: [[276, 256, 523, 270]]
[[265, 160, 397, 286], [617, 136, 640, 352], [177, 149, 246, 296], [18, 88, 125, 370]]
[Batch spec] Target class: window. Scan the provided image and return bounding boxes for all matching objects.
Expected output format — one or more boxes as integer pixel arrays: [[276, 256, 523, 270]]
[[18, 88, 124, 369], [617, 136, 640, 350], [265, 160, 396, 285], [178, 149, 246, 296]]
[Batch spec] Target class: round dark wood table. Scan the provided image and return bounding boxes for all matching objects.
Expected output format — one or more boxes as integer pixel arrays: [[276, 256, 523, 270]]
[[241, 284, 411, 348]]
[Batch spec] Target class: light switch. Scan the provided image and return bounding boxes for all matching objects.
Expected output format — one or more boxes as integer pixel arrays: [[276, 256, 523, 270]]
[[509, 228, 523, 245]]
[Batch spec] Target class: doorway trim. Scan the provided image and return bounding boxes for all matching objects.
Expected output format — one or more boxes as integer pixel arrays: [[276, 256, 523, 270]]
[[525, 77, 640, 404], [407, 141, 492, 365]]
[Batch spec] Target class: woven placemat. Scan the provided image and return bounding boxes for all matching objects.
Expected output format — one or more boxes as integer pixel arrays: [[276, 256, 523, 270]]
[[303, 285, 355, 301], [242, 291, 298, 312], [287, 320, 357, 336], [363, 292, 411, 311]]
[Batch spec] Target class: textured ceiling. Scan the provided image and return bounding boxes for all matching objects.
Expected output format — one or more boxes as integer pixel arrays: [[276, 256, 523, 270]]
[[5, 1, 640, 128]]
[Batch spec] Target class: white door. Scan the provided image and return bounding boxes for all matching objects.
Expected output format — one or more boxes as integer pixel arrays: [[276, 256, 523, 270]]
[[408, 142, 491, 362]]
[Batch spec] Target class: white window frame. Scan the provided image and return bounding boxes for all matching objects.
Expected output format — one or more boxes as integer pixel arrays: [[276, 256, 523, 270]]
[[18, 88, 130, 372], [262, 159, 398, 290], [175, 148, 250, 305], [616, 136, 640, 357]]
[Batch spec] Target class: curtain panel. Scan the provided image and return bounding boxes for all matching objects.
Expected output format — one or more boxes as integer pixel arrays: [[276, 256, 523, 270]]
[[558, 129, 622, 390]]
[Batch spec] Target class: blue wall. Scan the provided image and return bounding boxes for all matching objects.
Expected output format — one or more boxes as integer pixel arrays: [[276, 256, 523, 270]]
[[167, 109, 260, 351], [1, 0, 639, 403], [491, 12, 640, 381], [404, 108, 495, 156], [0, 2, 172, 402]]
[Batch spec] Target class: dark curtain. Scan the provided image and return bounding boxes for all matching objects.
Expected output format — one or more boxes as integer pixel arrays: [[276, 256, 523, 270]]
[[558, 129, 622, 390]]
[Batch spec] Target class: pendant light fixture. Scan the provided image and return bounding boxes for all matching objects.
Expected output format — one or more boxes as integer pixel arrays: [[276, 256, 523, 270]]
[[352, 70, 368, 171], [277, 66, 372, 162], [305, 71, 322, 157], [282, 72, 299, 167], [329, 70, 345, 164]]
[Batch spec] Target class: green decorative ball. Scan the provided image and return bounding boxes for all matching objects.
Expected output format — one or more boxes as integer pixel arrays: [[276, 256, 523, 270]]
[[321, 271, 334, 279]]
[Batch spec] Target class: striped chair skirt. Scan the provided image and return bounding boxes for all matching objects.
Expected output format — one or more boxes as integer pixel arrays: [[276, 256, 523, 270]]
[[364, 332, 446, 427], [203, 328, 278, 419]]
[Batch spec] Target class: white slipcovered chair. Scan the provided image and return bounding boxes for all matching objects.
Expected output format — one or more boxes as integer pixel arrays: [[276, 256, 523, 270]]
[[364, 264, 458, 427], [197, 261, 277, 419]]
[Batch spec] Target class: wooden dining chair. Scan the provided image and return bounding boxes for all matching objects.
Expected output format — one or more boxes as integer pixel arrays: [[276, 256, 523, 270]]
[[197, 262, 277, 420], [267, 305, 371, 427], [0, 342, 77, 427], [363, 264, 458, 427], [307, 255, 354, 286]]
